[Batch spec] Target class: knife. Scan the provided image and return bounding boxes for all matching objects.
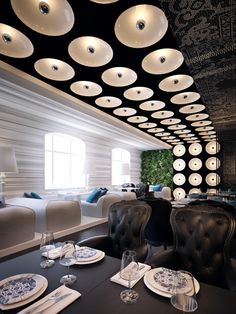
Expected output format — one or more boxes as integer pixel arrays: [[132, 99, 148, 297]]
[[33, 293, 72, 314]]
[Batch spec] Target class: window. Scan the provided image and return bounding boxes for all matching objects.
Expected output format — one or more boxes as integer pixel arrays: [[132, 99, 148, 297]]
[[45, 133, 85, 189], [112, 148, 130, 185]]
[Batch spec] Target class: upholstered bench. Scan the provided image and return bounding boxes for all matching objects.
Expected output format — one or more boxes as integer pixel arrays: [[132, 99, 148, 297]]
[[0, 206, 35, 250]]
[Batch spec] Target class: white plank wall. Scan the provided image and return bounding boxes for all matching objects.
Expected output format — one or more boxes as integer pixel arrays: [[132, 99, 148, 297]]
[[0, 78, 145, 197]]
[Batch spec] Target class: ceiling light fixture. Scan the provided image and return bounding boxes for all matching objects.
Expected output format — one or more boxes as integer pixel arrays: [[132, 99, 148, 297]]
[[51, 65, 58, 71], [2, 33, 12, 44], [39, 1, 50, 15], [136, 19, 145, 30], [87, 46, 95, 54], [160, 56, 166, 63]]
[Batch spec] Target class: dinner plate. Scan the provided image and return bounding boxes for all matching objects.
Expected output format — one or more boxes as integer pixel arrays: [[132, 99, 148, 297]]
[[75, 251, 105, 265], [0, 275, 48, 310], [75, 247, 103, 262], [144, 269, 200, 298]]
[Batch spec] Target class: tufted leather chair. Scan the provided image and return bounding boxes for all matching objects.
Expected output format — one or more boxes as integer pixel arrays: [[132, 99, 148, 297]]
[[141, 197, 173, 250], [147, 205, 236, 291], [78, 200, 151, 262]]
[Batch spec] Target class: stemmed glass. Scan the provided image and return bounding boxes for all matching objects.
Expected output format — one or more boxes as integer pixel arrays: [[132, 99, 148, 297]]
[[59, 241, 77, 285], [40, 231, 55, 269], [120, 250, 139, 304]]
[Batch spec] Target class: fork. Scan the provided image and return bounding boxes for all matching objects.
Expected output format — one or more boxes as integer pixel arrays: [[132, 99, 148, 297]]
[[23, 290, 62, 314]]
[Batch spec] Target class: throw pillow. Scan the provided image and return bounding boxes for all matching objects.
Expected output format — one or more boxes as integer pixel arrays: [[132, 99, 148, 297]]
[[31, 192, 42, 199], [23, 192, 32, 198], [153, 184, 162, 192], [97, 187, 108, 198], [86, 189, 101, 203]]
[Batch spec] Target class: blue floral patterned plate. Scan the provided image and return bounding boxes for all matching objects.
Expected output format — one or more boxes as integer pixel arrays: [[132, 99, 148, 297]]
[[0, 274, 46, 305], [75, 246, 103, 262]]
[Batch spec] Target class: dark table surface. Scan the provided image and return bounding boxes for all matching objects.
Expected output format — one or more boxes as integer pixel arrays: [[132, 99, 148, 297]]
[[0, 248, 236, 314]]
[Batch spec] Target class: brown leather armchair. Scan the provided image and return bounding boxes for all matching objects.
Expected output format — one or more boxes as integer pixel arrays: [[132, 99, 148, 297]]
[[147, 205, 236, 291], [79, 200, 151, 262]]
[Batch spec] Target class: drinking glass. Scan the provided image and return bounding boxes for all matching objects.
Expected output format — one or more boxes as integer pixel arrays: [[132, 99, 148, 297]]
[[170, 270, 198, 312], [119, 250, 139, 304], [59, 241, 77, 285], [40, 231, 55, 268]]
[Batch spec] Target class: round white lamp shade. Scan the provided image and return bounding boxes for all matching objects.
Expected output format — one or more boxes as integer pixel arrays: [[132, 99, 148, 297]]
[[188, 143, 202, 156], [142, 48, 184, 74], [127, 116, 148, 123], [206, 157, 220, 170], [173, 144, 186, 157], [114, 4, 168, 48], [113, 107, 136, 116], [173, 188, 186, 200], [147, 127, 164, 133], [34, 58, 75, 81], [139, 100, 165, 111], [206, 173, 220, 186], [189, 188, 201, 195], [188, 158, 202, 171], [0, 23, 34, 58], [173, 173, 186, 186], [138, 122, 157, 128], [159, 74, 194, 92], [170, 92, 200, 105], [205, 141, 220, 155], [71, 81, 102, 96], [68, 36, 113, 67], [188, 173, 202, 186], [101, 67, 137, 87], [95, 96, 122, 108], [173, 159, 186, 171], [124, 86, 153, 100], [11, 0, 75, 36]]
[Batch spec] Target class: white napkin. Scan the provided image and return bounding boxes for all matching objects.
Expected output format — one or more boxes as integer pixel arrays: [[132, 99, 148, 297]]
[[42, 247, 62, 260], [110, 263, 151, 288], [17, 285, 81, 314]]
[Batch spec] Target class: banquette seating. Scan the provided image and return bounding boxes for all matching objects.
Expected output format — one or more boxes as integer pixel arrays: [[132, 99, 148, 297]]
[[79, 199, 151, 262], [147, 205, 236, 291]]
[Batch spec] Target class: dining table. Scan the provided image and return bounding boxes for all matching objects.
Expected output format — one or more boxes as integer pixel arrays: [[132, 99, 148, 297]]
[[0, 247, 235, 314]]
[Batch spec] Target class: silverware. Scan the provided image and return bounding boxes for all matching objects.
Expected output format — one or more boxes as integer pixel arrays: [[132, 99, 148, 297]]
[[23, 290, 62, 314], [34, 292, 72, 314]]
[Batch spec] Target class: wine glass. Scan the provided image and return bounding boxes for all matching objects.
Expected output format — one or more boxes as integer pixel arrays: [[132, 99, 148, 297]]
[[59, 241, 77, 285], [40, 231, 55, 268], [170, 270, 198, 312], [119, 250, 139, 304]]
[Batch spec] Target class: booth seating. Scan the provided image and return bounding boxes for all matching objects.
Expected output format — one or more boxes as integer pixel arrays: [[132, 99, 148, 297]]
[[147, 205, 236, 291], [0, 206, 35, 250], [79, 199, 151, 262]]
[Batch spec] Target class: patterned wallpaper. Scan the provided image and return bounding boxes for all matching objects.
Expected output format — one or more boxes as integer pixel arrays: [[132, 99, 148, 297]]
[[159, 0, 236, 137]]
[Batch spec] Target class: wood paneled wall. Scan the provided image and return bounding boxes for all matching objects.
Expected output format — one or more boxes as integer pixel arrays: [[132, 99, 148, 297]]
[[0, 79, 143, 197]]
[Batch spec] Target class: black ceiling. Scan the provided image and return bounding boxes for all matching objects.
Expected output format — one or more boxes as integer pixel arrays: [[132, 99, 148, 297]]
[[1, 0, 231, 146]]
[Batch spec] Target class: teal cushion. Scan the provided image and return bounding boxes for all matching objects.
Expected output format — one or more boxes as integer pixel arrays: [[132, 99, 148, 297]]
[[153, 184, 162, 192], [86, 189, 101, 203], [31, 192, 42, 199]]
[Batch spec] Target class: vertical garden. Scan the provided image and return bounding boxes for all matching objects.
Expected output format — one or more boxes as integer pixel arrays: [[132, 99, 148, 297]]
[[140, 149, 173, 188]]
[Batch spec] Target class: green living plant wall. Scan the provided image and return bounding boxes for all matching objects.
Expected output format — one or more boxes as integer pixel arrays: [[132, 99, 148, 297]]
[[140, 149, 173, 188]]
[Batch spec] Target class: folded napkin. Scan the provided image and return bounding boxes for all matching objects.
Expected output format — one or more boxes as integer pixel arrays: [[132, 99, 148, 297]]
[[110, 263, 151, 288], [18, 285, 81, 314], [42, 246, 62, 260]]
